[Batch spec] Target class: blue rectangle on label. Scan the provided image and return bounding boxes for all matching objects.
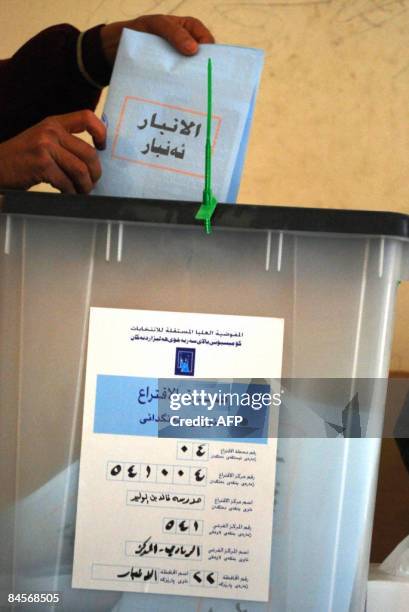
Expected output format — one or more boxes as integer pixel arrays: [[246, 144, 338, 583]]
[[94, 375, 159, 436], [94, 375, 270, 443]]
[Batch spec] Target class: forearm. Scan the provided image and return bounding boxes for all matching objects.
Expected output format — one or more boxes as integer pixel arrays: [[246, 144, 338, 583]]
[[0, 23, 112, 143]]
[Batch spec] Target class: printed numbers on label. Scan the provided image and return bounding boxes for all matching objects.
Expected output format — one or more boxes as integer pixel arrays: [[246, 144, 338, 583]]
[[189, 570, 217, 588], [177, 441, 209, 461], [107, 461, 206, 486], [163, 517, 203, 536]]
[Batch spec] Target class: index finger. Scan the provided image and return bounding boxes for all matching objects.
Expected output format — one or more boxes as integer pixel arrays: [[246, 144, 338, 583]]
[[182, 17, 215, 44], [55, 110, 106, 150]]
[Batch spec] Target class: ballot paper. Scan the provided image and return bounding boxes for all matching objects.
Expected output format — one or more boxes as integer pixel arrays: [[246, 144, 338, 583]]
[[72, 308, 283, 603], [93, 30, 263, 202]]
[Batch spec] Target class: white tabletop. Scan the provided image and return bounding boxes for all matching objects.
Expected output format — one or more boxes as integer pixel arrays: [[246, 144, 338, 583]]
[[367, 564, 409, 612]]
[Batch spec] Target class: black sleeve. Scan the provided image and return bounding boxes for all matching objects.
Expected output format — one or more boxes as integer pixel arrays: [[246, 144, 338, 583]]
[[0, 23, 112, 143], [395, 389, 409, 475]]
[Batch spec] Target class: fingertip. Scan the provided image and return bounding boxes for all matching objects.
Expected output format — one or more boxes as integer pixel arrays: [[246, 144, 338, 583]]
[[196, 31, 215, 44], [96, 140, 106, 151], [96, 125, 107, 151], [182, 38, 198, 54]]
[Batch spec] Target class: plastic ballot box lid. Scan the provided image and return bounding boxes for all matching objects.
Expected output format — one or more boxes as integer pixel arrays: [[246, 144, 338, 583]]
[[2, 189, 409, 235], [1, 189, 409, 612]]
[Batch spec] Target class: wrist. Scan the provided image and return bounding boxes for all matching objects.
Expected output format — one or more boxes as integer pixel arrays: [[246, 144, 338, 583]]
[[79, 24, 113, 89], [99, 22, 127, 66]]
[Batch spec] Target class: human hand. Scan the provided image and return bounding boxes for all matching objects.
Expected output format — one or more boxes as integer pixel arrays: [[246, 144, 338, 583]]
[[100, 14, 215, 64], [0, 110, 106, 193]]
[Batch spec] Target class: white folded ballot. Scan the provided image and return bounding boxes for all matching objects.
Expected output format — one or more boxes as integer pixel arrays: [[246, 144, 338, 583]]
[[93, 29, 263, 203]]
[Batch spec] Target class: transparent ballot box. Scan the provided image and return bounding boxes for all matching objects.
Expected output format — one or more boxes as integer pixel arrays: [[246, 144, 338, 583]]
[[1, 190, 409, 612]]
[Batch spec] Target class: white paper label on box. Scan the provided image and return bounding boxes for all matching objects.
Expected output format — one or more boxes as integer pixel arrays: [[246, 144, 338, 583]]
[[72, 308, 284, 602]]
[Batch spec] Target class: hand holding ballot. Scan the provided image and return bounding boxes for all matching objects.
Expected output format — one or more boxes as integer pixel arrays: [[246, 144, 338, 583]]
[[0, 14, 215, 193], [100, 15, 215, 63], [0, 111, 106, 194]]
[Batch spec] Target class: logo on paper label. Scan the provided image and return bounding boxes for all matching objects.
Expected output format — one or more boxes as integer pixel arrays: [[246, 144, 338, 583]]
[[175, 347, 196, 376]]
